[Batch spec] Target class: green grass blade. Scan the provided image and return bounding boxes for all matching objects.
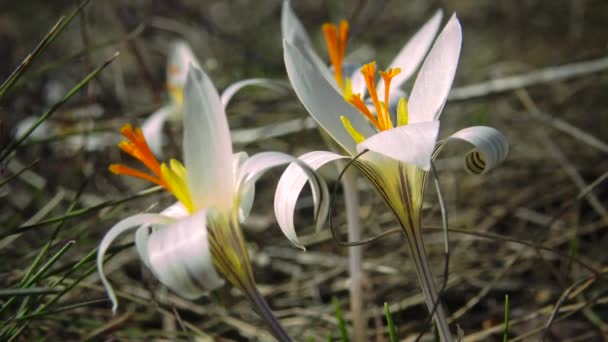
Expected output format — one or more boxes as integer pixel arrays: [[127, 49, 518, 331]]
[[0, 0, 91, 99], [3, 184, 159, 239], [0, 159, 39, 188], [384, 302, 397, 342], [503, 294, 510, 342], [332, 297, 349, 342], [0, 51, 118, 163]]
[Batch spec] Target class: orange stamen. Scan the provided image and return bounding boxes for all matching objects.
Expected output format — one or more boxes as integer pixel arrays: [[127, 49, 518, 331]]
[[112, 124, 171, 191], [109, 164, 168, 189], [168, 65, 180, 76], [380, 68, 402, 112], [361, 62, 389, 129], [118, 124, 163, 178], [322, 20, 349, 88], [346, 94, 382, 130]]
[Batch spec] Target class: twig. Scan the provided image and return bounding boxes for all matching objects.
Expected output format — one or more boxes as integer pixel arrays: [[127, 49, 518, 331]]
[[449, 55, 608, 101]]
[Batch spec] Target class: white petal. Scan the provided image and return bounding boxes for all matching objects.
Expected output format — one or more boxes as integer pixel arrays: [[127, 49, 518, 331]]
[[183, 66, 234, 211], [274, 151, 347, 249], [220, 78, 291, 107], [283, 40, 376, 155], [350, 65, 367, 99], [408, 14, 462, 123], [167, 41, 201, 91], [357, 121, 440, 171], [440, 126, 509, 175], [135, 202, 190, 270], [143, 210, 225, 299], [97, 214, 175, 313], [377, 10, 444, 98], [237, 152, 329, 228], [141, 105, 176, 156], [232, 152, 255, 222], [281, 0, 336, 86]]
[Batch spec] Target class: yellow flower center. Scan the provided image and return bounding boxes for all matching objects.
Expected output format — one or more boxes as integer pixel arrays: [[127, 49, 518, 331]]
[[167, 65, 184, 107], [340, 62, 409, 143], [322, 20, 349, 89], [109, 124, 194, 212]]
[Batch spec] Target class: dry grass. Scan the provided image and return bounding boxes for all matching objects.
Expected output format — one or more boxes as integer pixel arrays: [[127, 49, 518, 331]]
[[1, 0, 607, 341]]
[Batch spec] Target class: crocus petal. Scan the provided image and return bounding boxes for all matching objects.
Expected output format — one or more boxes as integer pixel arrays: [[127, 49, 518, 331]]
[[167, 41, 201, 91], [141, 105, 176, 156], [376, 10, 444, 98], [281, 0, 336, 86], [97, 213, 175, 313], [232, 152, 255, 222], [238, 152, 330, 238], [350, 65, 367, 98], [220, 78, 291, 107], [284, 40, 376, 155], [135, 202, 190, 270], [141, 209, 225, 299], [439, 126, 509, 175], [408, 14, 462, 123], [274, 151, 348, 249], [183, 66, 234, 211], [357, 121, 440, 171]]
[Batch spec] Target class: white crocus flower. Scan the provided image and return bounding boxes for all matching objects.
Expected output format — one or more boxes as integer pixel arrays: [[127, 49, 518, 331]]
[[281, 0, 443, 104], [142, 41, 289, 155], [98, 66, 325, 341], [277, 14, 508, 341]]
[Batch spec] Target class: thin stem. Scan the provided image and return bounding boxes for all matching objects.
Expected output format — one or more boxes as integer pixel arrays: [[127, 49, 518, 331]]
[[248, 287, 292, 342], [341, 169, 366, 342]]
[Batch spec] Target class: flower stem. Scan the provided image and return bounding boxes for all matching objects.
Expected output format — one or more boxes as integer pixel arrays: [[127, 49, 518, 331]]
[[399, 219, 452, 341], [248, 287, 292, 342], [342, 169, 366, 342]]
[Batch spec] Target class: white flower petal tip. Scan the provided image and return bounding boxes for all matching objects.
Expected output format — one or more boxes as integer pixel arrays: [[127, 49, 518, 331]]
[[220, 78, 291, 107], [283, 40, 375, 154], [141, 106, 175, 156], [378, 9, 444, 96], [96, 214, 175, 313], [444, 126, 509, 175], [408, 14, 462, 124], [143, 210, 225, 299], [167, 41, 201, 90], [357, 121, 440, 171], [183, 66, 234, 211], [274, 151, 347, 249]]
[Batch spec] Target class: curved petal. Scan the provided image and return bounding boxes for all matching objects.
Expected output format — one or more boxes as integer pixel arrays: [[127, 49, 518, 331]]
[[97, 214, 175, 313], [284, 40, 376, 155], [220, 78, 291, 107], [408, 14, 462, 123], [238, 152, 329, 229], [281, 0, 335, 86], [142, 210, 225, 299], [183, 66, 234, 211], [141, 105, 177, 156], [167, 41, 201, 91], [274, 151, 348, 249], [357, 121, 440, 171], [232, 152, 255, 222], [438, 126, 509, 175], [376, 10, 444, 98], [135, 202, 190, 270]]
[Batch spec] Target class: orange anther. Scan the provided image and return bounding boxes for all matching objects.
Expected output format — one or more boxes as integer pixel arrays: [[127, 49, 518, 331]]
[[322, 20, 349, 88], [346, 94, 381, 130], [109, 164, 169, 189], [379, 67, 402, 116]]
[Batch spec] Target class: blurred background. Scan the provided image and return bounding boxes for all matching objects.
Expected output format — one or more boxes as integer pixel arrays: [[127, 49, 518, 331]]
[[1, 0, 607, 340]]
